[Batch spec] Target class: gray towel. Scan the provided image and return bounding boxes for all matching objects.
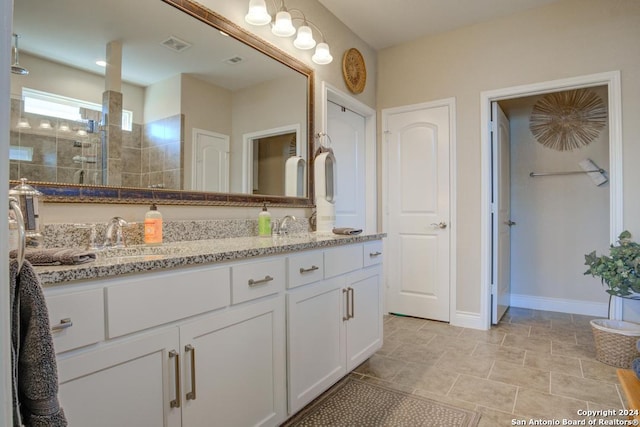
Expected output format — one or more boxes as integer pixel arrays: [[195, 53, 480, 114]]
[[11, 248, 96, 266], [10, 259, 67, 427], [332, 227, 363, 235]]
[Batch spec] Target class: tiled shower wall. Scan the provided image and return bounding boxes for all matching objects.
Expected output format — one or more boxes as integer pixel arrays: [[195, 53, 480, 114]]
[[10, 98, 183, 189], [10, 97, 103, 185]]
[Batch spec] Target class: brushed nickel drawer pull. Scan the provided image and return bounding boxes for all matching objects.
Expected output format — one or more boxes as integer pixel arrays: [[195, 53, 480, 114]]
[[185, 344, 197, 401], [299, 265, 319, 274], [51, 318, 73, 332], [169, 350, 181, 408], [369, 251, 382, 257], [342, 288, 349, 321], [348, 287, 355, 319], [248, 275, 274, 287]]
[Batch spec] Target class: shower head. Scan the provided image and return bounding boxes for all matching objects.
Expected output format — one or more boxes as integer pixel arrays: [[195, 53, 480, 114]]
[[11, 34, 29, 76]]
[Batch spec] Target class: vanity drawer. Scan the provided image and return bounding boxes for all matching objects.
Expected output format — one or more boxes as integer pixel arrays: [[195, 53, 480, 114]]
[[106, 266, 231, 338], [232, 258, 285, 304], [46, 288, 105, 354], [287, 250, 324, 289], [324, 244, 364, 278], [363, 241, 383, 267]]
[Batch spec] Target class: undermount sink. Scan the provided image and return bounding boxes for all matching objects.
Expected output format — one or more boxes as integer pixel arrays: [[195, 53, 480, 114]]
[[97, 244, 191, 259]]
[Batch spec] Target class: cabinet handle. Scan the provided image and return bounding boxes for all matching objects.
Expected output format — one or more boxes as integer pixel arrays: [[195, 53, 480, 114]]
[[185, 344, 197, 401], [299, 265, 319, 274], [348, 287, 355, 319], [248, 275, 274, 287], [342, 288, 349, 321], [169, 350, 181, 408], [51, 318, 73, 332], [369, 251, 382, 257]]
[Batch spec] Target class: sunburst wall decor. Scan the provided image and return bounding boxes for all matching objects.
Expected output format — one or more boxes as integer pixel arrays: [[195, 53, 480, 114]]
[[529, 89, 607, 151]]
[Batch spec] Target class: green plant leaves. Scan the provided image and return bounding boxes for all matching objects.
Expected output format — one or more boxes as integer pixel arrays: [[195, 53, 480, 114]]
[[584, 231, 640, 298]]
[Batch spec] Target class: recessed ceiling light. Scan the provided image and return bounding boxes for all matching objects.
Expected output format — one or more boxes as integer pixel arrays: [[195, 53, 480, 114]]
[[219, 31, 229, 37], [96, 60, 107, 67]]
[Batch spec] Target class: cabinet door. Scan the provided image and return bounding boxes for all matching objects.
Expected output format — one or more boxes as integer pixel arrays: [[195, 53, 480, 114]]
[[180, 297, 286, 427], [287, 277, 346, 414], [57, 329, 181, 427], [345, 266, 383, 371]]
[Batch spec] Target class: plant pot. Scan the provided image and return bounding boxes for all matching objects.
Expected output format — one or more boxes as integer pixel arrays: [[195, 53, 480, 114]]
[[590, 319, 640, 368]]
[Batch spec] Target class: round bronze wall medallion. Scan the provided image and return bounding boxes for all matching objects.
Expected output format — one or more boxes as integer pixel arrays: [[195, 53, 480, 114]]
[[342, 48, 366, 94]]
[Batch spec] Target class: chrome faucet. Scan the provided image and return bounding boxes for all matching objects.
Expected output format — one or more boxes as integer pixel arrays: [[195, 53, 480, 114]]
[[273, 215, 297, 235], [104, 216, 129, 248]]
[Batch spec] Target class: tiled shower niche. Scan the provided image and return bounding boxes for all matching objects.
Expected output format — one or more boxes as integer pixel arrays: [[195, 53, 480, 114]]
[[9, 97, 183, 190]]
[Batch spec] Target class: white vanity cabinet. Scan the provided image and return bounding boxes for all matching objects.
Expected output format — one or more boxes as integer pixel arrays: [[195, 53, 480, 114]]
[[286, 243, 383, 414], [179, 296, 285, 427], [42, 237, 383, 426], [56, 328, 181, 427], [46, 260, 287, 427]]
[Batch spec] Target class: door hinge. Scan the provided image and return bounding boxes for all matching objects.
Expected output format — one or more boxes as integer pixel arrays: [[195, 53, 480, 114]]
[[489, 120, 496, 133], [490, 282, 497, 295]]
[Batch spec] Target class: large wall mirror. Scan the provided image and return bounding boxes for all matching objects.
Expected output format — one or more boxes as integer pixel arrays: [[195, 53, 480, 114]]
[[9, 0, 314, 206]]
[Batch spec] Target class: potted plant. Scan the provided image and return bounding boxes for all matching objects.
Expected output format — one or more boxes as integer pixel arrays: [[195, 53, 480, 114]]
[[584, 230, 640, 298], [584, 230, 640, 368]]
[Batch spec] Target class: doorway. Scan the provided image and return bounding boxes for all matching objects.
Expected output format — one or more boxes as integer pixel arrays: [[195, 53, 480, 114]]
[[321, 82, 377, 233], [481, 71, 623, 330]]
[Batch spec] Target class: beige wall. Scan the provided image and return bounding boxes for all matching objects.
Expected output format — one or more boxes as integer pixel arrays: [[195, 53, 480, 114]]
[[377, 0, 640, 315], [181, 74, 232, 189], [230, 75, 307, 193], [144, 74, 181, 123], [10, 53, 145, 119]]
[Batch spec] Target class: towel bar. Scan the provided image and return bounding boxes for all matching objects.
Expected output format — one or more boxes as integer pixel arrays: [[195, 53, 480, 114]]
[[529, 169, 604, 177]]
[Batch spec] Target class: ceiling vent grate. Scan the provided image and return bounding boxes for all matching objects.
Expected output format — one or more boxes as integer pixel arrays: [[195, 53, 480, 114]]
[[224, 56, 245, 65], [161, 36, 192, 53]]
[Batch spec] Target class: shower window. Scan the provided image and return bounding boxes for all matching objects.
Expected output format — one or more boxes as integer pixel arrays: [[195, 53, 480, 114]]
[[22, 88, 133, 131]]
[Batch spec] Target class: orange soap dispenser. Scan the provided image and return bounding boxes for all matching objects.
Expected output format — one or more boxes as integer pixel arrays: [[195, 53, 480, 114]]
[[144, 203, 163, 245]]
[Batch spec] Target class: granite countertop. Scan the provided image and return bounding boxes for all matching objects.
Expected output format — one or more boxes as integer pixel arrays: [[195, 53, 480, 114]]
[[35, 232, 385, 286]]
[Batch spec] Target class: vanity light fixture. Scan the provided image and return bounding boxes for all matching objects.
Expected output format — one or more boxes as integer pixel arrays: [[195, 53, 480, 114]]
[[16, 117, 31, 129], [245, 0, 333, 65], [245, 0, 272, 26], [58, 122, 71, 132], [39, 119, 52, 129]]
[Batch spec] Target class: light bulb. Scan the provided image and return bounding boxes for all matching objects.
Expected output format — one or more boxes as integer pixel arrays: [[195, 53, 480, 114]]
[[245, 0, 272, 26], [293, 25, 316, 50], [272, 11, 295, 37], [16, 118, 31, 129], [312, 43, 333, 64]]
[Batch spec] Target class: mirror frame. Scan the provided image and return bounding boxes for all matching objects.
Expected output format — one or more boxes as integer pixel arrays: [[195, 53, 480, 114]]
[[10, 0, 315, 207]]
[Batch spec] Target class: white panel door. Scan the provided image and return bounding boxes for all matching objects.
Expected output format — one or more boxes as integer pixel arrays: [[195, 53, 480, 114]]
[[384, 104, 451, 321], [328, 101, 366, 230], [492, 102, 512, 324], [193, 128, 229, 192]]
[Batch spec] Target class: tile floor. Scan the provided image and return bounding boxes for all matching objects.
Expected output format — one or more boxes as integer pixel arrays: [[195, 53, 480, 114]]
[[351, 308, 628, 426]]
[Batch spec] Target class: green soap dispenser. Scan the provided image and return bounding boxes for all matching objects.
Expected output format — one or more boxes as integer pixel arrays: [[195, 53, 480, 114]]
[[258, 203, 271, 237]]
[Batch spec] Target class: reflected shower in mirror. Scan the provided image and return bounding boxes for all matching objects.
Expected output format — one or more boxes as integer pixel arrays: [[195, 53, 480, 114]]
[[10, 0, 313, 204]]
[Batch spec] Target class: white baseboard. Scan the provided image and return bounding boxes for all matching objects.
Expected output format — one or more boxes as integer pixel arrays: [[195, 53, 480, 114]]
[[451, 311, 486, 330], [510, 293, 608, 317]]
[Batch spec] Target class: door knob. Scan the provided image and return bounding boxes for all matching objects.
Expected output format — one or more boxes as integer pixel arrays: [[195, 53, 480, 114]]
[[504, 220, 516, 227], [431, 222, 447, 229]]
